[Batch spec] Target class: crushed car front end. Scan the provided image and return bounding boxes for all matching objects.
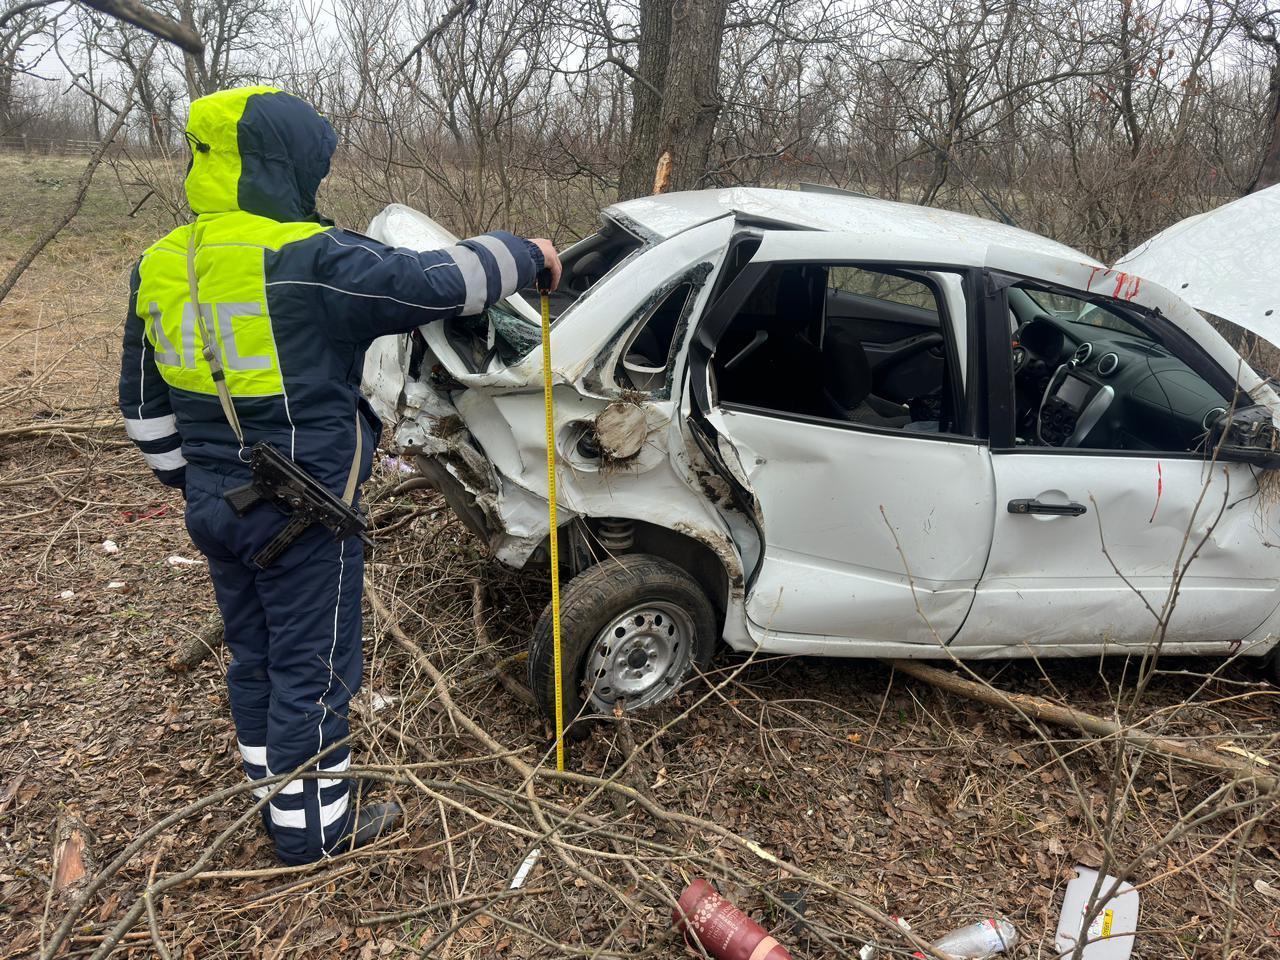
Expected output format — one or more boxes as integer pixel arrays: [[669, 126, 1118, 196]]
[[360, 201, 748, 609]]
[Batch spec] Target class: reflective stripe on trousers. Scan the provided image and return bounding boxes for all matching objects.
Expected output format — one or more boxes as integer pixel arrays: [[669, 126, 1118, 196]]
[[186, 468, 363, 864]]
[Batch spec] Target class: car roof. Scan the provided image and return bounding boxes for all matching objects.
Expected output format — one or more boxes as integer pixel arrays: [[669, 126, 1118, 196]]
[[606, 187, 1100, 266]]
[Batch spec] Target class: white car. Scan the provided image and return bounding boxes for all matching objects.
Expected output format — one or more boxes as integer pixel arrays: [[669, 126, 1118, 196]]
[[362, 186, 1280, 723]]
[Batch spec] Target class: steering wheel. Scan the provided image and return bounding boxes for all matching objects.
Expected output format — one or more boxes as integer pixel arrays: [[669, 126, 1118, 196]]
[[1012, 343, 1030, 374]]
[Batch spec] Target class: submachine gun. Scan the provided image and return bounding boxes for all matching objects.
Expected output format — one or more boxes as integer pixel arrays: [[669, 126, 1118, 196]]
[[225, 443, 374, 570]]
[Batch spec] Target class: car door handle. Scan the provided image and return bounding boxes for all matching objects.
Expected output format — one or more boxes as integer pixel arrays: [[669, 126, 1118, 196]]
[[1007, 498, 1087, 517]]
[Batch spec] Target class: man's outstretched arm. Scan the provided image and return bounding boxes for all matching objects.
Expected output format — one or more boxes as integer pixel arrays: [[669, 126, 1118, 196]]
[[268, 228, 561, 342], [118, 263, 187, 489]]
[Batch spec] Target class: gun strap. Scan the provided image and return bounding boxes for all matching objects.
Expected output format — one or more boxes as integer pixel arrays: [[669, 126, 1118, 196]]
[[186, 234, 246, 449], [187, 232, 363, 506], [343, 408, 361, 505]]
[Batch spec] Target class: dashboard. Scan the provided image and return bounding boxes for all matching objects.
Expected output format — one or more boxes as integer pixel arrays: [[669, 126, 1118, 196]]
[[1013, 314, 1231, 452]]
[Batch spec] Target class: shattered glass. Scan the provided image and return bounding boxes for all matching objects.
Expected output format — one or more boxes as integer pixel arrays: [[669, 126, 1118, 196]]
[[452, 304, 541, 366]]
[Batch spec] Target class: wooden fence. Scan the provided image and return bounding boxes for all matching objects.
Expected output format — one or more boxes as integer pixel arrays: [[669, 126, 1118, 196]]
[[0, 135, 105, 156]]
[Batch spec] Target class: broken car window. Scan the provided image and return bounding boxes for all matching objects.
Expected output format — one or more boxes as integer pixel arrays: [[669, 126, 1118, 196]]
[[445, 304, 542, 371], [713, 262, 962, 435], [1008, 285, 1231, 453], [618, 282, 695, 393]]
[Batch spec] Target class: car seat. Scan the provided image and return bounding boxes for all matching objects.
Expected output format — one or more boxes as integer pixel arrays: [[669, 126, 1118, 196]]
[[821, 324, 912, 428]]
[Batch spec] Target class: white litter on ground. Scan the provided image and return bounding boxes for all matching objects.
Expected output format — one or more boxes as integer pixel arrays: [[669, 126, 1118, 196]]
[[166, 555, 204, 567], [509, 848, 540, 889], [101, 539, 119, 554]]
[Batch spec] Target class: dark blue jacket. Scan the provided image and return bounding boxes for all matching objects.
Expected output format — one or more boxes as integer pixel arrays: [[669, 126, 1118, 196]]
[[118, 86, 541, 493]]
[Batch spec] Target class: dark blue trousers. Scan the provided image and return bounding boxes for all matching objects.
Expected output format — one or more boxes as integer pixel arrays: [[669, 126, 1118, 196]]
[[185, 469, 362, 864]]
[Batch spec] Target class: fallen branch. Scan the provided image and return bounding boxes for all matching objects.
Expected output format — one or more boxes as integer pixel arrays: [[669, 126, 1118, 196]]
[[0, 421, 124, 441], [885, 658, 1277, 791], [40, 746, 354, 960], [361, 884, 554, 926], [51, 815, 92, 900], [166, 617, 224, 673], [367, 583, 949, 960]]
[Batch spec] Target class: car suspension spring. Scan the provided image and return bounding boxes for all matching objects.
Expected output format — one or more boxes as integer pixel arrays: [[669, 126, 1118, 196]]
[[597, 518, 635, 553]]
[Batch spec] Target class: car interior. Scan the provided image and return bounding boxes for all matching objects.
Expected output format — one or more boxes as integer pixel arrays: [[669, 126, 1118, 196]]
[[711, 262, 961, 433], [1006, 286, 1237, 453], [518, 216, 646, 323]]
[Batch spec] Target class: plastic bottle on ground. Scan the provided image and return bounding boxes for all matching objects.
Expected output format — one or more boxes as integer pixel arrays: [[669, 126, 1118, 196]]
[[930, 917, 1019, 958]]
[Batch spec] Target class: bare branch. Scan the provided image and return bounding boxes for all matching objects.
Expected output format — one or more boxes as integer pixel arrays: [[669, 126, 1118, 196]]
[[74, 0, 203, 54]]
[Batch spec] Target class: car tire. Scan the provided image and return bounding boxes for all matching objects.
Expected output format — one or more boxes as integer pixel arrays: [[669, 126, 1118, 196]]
[[1266, 646, 1280, 687], [527, 554, 717, 730]]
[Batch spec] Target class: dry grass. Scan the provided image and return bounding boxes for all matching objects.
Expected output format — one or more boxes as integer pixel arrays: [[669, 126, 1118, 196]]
[[0, 154, 1278, 959]]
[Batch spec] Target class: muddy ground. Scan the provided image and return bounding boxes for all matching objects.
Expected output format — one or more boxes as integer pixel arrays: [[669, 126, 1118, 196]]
[[1, 155, 1278, 959]]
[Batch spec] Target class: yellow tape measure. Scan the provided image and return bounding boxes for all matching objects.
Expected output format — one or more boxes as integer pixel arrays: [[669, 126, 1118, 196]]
[[539, 285, 566, 772]]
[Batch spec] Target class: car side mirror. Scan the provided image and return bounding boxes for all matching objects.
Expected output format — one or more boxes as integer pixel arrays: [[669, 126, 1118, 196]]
[[1209, 405, 1280, 469]]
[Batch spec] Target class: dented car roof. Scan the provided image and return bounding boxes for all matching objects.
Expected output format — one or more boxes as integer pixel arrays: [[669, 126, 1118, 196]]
[[607, 187, 1101, 264]]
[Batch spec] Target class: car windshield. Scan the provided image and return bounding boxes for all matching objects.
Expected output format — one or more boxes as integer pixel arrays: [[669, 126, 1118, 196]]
[[1026, 290, 1150, 340]]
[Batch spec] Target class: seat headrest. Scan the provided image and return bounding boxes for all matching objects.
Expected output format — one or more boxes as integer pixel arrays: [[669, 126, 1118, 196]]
[[775, 267, 823, 330]]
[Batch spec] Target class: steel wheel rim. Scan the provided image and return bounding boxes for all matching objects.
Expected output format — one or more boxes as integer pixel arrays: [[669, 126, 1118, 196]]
[[583, 600, 695, 712]]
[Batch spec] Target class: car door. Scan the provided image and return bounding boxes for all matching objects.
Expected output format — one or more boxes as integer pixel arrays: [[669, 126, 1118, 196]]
[[960, 274, 1280, 649], [687, 231, 997, 650]]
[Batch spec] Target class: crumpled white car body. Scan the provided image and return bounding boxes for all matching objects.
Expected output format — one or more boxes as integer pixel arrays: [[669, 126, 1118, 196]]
[[363, 186, 1280, 696]]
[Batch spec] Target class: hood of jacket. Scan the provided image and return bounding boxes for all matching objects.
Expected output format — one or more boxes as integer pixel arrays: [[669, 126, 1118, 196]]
[[183, 86, 337, 223]]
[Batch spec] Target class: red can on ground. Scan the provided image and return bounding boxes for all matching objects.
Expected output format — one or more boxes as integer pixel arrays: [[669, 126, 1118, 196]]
[[673, 879, 794, 960]]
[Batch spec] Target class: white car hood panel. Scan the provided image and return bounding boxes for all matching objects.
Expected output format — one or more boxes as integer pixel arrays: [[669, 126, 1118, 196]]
[[1114, 185, 1280, 341]]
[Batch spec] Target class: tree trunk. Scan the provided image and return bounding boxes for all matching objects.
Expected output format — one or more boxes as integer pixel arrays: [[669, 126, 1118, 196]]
[[1249, 60, 1280, 194], [653, 0, 727, 193], [0, 61, 12, 134], [617, 0, 672, 200], [179, 1, 210, 100]]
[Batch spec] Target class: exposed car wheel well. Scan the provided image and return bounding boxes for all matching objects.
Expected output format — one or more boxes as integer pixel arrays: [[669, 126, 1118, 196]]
[[560, 517, 731, 626]]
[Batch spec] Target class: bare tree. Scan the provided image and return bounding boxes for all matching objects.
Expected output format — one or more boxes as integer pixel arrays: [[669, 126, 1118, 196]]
[[170, 0, 283, 99], [1240, 3, 1280, 191], [0, 46, 151, 305], [0, 0, 57, 136]]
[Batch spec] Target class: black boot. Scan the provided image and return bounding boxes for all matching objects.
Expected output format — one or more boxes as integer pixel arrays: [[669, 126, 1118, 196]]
[[344, 801, 401, 849]]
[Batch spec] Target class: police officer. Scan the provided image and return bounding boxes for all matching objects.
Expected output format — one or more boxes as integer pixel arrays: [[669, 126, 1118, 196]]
[[118, 86, 561, 865]]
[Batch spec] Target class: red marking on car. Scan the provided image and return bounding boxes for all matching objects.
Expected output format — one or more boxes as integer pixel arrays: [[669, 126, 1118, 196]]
[[1087, 265, 1104, 290], [1149, 461, 1163, 523], [1111, 271, 1141, 300]]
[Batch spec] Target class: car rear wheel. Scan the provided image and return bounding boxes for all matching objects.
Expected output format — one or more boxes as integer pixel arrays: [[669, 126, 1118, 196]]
[[527, 554, 716, 728], [1266, 646, 1280, 687]]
